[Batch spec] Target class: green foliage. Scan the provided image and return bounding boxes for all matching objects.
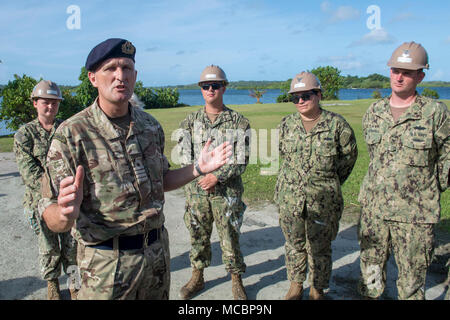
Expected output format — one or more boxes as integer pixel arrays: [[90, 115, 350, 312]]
[[134, 82, 179, 109], [134, 80, 157, 108], [276, 79, 292, 103], [249, 88, 267, 104], [310, 66, 342, 100], [0, 74, 37, 131], [371, 90, 382, 99], [340, 73, 390, 89], [154, 87, 179, 108], [418, 81, 450, 87], [421, 88, 440, 99], [75, 67, 97, 108], [58, 89, 84, 120]]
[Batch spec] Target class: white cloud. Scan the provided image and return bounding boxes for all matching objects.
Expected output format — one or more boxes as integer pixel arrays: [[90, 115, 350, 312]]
[[330, 5, 360, 23], [320, 1, 331, 12], [320, 2, 359, 23], [348, 28, 396, 47]]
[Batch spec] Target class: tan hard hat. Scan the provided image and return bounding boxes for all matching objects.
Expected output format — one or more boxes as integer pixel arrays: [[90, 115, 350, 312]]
[[198, 65, 228, 86], [30, 80, 63, 100], [387, 41, 429, 70], [288, 71, 322, 94]]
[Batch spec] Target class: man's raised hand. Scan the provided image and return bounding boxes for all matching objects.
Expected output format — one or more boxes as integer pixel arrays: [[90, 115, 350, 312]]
[[197, 139, 232, 174], [57, 165, 84, 222]]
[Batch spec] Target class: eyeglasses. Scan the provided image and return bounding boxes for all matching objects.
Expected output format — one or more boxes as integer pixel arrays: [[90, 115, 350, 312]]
[[291, 92, 315, 104], [201, 83, 223, 91]]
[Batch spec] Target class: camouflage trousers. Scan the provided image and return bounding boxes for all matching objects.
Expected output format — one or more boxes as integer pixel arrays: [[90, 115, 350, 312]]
[[76, 227, 170, 300], [24, 207, 40, 235], [37, 215, 77, 281], [184, 194, 246, 274], [279, 204, 340, 289], [358, 209, 435, 300]]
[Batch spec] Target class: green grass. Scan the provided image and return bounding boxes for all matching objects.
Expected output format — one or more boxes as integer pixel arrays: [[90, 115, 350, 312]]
[[0, 134, 14, 152], [1, 100, 449, 231]]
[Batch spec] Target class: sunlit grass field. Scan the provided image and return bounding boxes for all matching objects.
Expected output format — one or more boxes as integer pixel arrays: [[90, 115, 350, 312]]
[[1, 99, 448, 231]]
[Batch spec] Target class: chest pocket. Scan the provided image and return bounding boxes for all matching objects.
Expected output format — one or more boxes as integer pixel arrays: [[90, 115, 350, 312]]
[[139, 130, 163, 183], [33, 142, 49, 165], [400, 132, 432, 167], [85, 152, 116, 186], [364, 128, 382, 159], [365, 129, 382, 145], [315, 135, 337, 171], [282, 139, 298, 154]]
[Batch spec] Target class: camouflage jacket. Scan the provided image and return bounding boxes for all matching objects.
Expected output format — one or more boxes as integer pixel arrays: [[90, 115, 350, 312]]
[[358, 95, 449, 224], [275, 108, 358, 221], [38, 99, 169, 245], [177, 106, 250, 198], [14, 118, 62, 211]]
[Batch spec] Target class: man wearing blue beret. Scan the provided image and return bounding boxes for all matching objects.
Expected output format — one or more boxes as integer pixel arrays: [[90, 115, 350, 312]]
[[38, 38, 232, 299]]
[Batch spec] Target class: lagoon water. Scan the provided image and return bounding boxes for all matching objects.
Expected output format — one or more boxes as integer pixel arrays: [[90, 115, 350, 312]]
[[1, 87, 450, 136], [179, 87, 450, 106]]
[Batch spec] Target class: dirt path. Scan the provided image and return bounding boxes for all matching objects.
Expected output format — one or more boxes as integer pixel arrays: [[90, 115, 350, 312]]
[[0, 152, 448, 300]]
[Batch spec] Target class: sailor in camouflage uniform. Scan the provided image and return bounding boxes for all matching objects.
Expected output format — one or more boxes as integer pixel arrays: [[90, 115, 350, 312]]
[[358, 42, 449, 300], [14, 80, 77, 300], [38, 39, 231, 300], [177, 65, 250, 300], [275, 72, 358, 300]]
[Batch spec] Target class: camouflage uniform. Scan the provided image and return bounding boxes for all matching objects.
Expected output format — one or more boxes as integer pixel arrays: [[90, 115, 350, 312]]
[[275, 108, 358, 289], [178, 106, 250, 274], [38, 99, 171, 299], [14, 118, 77, 281], [358, 94, 449, 300]]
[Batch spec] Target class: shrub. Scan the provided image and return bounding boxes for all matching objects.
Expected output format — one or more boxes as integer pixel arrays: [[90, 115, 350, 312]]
[[421, 88, 439, 99], [0, 74, 38, 131], [371, 90, 382, 99]]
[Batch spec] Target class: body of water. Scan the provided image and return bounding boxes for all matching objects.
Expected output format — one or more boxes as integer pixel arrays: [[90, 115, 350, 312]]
[[178, 86, 450, 106], [1, 87, 450, 136]]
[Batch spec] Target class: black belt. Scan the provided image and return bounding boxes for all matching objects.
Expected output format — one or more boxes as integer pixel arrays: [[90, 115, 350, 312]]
[[88, 225, 164, 250]]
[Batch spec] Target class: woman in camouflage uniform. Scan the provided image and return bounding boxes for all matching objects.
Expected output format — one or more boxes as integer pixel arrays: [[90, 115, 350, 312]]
[[275, 72, 357, 300]]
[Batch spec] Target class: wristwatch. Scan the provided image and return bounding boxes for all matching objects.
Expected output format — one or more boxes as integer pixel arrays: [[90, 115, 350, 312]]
[[195, 161, 205, 176]]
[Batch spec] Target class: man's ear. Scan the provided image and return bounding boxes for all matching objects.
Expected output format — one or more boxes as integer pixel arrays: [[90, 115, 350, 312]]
[[88, 71, 98, 88], [417, 70, 425, 84], [317, 91, 322, 101]]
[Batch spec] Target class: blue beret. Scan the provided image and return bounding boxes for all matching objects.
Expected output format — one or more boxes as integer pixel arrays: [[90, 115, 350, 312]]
[[85, 38, 136, 71]]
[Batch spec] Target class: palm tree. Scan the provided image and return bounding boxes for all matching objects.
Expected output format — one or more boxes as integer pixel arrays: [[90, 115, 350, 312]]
[[249, 88, 267, 104]]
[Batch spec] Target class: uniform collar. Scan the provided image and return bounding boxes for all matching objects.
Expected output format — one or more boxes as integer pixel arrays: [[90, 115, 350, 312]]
[[375, 92, 424, 123], [201, 104, 233, 127], [91, 98, 144, 140], [294, 107, 331, 134], [33, 118, 60, 136]]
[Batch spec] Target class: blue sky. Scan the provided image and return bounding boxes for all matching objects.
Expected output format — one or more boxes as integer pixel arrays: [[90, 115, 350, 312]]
[[1, 0, 449, 86]]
